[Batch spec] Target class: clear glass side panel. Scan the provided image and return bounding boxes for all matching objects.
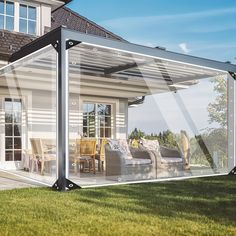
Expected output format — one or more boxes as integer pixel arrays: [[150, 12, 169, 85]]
[[68, 43, 230, 187], [0, 46, 57, 186]]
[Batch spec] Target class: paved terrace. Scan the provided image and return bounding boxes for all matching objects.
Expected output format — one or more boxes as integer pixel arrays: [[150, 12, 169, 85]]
[[0, 171, 44, 191]]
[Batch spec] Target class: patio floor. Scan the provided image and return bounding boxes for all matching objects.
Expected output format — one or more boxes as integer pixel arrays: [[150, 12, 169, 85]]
[[0, 171, 45, 190], [0, 166, 228, 190]]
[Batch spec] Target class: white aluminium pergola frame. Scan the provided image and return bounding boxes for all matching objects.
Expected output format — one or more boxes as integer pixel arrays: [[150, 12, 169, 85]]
[[8, 26, 236, 191]]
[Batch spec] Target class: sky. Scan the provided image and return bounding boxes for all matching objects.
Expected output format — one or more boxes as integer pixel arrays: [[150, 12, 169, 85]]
[[68, 0, 236, 63], [68, 1, 233, 136]]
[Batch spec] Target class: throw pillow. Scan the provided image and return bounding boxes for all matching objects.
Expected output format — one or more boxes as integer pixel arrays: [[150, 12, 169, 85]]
[[141, 138, 160, 152]]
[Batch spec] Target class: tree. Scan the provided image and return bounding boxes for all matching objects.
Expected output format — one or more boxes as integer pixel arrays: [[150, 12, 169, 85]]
[[198, 76, 228, 169], [207, 77, 227, 128], [129, 128, 178, 149], [159, 130, 178, 148], [129, 128, 145, 140]]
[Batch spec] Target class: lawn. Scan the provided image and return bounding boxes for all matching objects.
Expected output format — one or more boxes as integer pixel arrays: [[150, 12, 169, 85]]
[[0, 176, 235, 236]]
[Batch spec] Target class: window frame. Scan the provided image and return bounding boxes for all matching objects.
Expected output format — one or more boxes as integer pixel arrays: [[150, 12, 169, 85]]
[[82, 101, 114, 140], [4, 97, 23, 162], [19, 2, 37, 35], [0, 0, 15, 31], [0, 0, 39, 35]]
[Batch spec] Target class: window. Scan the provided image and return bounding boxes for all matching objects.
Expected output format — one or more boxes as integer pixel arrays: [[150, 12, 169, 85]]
[[5, 98, 22, 161], [0, 0, 14, 31], [19, 4, 36, 35], [83, 103, 112, 139]]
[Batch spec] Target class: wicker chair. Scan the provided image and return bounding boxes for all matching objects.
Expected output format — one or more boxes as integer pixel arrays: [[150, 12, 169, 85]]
[[30, 138, 56, 175], [72, 139, 97, 174], [95, 138, 108, 172], [140, 139, 185, 176], [105, 140, 157, 181]]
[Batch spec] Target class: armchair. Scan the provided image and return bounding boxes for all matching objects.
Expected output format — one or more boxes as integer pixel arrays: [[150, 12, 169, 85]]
[[140, 139, 185, 176], [30, 138, 56, 175], [105, 140, 156, 181]]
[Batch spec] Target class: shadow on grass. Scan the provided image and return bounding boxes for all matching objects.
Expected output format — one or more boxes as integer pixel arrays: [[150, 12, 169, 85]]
[[75, 175, 236, 226]]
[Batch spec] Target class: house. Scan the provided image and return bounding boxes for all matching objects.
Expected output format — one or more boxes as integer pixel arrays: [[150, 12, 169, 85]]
[[0, 1, 124, 66], [0, 0, 235, 190], [0, 0, 125, 169]]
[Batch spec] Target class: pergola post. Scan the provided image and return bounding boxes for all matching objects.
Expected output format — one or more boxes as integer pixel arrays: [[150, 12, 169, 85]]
[[52, 29, 80, 191]]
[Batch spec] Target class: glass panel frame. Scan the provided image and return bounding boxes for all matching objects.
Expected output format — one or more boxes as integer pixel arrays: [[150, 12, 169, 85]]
[[0, 45, 57, 186], [0, 28, 235, 190], [68, 36, 235, 188]]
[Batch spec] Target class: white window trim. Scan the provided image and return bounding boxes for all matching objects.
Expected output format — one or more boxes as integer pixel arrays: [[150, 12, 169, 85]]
[[1, 0, 40, 36], [80, 96, 119, 140], [0, 0, 15, 31], [4, 97, 23, 162], [83, 102, 113, 139], [16, 0, 40, 36], [0, 91, 28, 169]]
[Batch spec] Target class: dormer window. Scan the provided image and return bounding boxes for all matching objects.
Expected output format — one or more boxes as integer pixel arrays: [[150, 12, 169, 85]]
[[0, 0, 14, 31], [19, 4, 36, 35]]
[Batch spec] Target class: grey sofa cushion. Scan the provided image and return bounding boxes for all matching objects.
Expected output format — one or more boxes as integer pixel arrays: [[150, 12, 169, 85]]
[[130, 147, 152, 160], [108, 139, 132, 159], [160, 146, 181, 158], [141, 138, 160, 152], [125, 158, 152, 165]]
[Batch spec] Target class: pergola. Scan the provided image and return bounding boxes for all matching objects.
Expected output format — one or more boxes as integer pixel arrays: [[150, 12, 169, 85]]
[[2, 26, 236, 191]]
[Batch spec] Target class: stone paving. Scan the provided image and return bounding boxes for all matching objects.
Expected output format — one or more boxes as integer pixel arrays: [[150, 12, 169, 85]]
[[0, 171, 44, 191]]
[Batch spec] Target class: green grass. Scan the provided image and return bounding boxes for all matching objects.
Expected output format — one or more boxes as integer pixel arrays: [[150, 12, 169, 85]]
[[0, 176, 235, 236]]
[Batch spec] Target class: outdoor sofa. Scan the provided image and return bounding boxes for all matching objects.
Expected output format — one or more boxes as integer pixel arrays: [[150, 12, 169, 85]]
[[105, 139, 185, 181]]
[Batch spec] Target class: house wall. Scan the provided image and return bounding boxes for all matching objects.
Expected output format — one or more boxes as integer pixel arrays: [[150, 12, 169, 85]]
[[0, 60, 8, 69], [40, 4, 52, 35], [30, 92, 129, 140], [0, 87, 129, 169]]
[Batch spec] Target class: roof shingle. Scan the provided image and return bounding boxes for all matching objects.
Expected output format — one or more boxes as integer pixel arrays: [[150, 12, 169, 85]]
[[0, 6, 124, 62], [51, 7, 125, 41], [0, 30, 35, 61]]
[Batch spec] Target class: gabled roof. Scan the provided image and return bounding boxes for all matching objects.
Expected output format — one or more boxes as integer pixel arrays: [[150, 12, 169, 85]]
[[0, 6, 125, 62], [0, 30, 36, 61], [51, 7, 125, 41]]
